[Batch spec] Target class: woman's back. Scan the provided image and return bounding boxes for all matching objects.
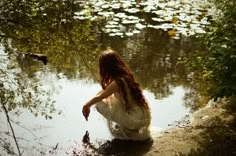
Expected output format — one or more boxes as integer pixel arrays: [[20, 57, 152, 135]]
[[96, 79, 151, 140], [83, 50, 151, 140]]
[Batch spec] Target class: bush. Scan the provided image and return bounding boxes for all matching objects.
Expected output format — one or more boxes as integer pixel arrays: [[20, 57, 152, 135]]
[[190, 0, 236, 99]]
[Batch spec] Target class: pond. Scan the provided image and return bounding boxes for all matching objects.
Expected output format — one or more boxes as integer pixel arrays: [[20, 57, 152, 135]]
[[0, 0, 215, 155]]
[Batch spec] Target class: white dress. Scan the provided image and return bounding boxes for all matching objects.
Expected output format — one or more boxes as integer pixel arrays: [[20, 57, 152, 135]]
[[95, 85, 151, 141]]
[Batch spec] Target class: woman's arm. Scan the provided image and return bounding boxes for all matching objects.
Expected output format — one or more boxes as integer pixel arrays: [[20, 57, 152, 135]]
[[82, 81, 119, 121]]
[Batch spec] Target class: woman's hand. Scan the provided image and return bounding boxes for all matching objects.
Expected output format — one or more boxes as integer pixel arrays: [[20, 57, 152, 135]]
[[82, 81, 119, 121], [82, 104, 90, 121]]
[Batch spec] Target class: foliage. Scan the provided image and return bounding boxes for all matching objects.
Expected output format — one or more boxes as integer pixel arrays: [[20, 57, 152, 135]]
[[0, 52, 58, 118], [0, 1, 83, 154], [0, 0, 92, 117], [0, 0, 101, 81], [187, 0, 236, 99]]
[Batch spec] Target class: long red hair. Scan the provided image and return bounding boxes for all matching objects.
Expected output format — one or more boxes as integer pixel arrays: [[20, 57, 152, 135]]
[[99, 50, 149, 111]]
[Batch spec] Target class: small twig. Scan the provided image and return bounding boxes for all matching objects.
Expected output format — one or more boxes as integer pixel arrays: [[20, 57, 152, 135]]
[[10, 119, 39, 140], [0, 137, 18, 156], [2, 130, 53, 148]]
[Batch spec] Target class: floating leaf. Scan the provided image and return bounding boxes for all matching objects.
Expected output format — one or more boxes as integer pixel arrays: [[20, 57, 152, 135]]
[[172, 16, 178, 24], [168, 30, 177, 36], [133, 29, 141, 34], [114, 12, 127, 19], [105, 24, 118, 29], [111, 3, 121, 9], [152, 17, 164, 22], [125, 32, 133, 36], [122, 19, 139, 24], [135, 23, 146, 29], [125, 8, 139, 14], [101, 4, 110, 9]]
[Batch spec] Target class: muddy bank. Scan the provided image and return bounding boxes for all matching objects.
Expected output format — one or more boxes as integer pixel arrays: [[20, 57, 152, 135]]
[[145, 98, 236, 156]]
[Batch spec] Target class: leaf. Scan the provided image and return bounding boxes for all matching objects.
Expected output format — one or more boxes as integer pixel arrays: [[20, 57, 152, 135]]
[[171, 16, 178, 24], [168, 30, 176, 36]]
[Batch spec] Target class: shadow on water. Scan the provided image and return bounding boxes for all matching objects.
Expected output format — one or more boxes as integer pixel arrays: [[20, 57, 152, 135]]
[[99, 139, 153, 156], [72, 131, 153, 156]]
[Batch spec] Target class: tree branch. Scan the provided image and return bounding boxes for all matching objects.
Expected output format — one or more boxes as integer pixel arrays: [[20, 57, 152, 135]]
[[2, 104, 22, 156]]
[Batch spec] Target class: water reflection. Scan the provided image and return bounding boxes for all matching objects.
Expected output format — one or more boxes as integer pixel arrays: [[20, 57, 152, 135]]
[[0, 0, 101, 80], [0, 73, 190, 155], [0, 47, 58, 118], [0, 45, 63, 155], [0, 0, 205, 100], [101, 28, 194, 99]]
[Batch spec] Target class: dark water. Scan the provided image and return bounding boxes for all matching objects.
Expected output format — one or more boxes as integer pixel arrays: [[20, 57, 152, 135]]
[[0, 0, 215, 155]]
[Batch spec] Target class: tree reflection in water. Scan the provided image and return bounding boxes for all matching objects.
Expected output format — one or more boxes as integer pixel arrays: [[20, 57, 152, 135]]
[[0, 0, 92, 154], [0, 0, 206, 104], [99, 27, 206, 110], [0, 0, 101, 80]]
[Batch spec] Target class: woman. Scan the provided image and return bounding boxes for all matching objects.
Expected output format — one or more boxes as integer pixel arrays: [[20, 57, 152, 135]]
[[82, 50, 151, 140]]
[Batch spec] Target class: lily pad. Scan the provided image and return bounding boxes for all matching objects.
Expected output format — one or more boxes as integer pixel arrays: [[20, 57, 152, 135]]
[[98, 11, 114, 17], [122, 19, 139, 24], [111, 3, 121, 9], [125, 32, 134, 36], [135, 23, 146, 29], [168, 30, 177, 36], [101, 4, 110, 9], [152, 17, 165, 22], [133, 29, 141, 34], [125, 8, 139, 14], [114, 13, 127, 19]]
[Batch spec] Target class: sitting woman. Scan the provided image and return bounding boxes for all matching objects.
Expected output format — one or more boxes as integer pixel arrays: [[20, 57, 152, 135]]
[[82, 50, 151, 140]]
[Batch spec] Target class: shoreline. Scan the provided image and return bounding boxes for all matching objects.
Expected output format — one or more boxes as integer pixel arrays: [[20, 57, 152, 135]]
[[145, 98, 236, 156]]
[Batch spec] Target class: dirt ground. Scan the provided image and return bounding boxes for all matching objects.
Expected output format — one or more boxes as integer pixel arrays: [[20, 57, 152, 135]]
[[145, 98, 236, 156]]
